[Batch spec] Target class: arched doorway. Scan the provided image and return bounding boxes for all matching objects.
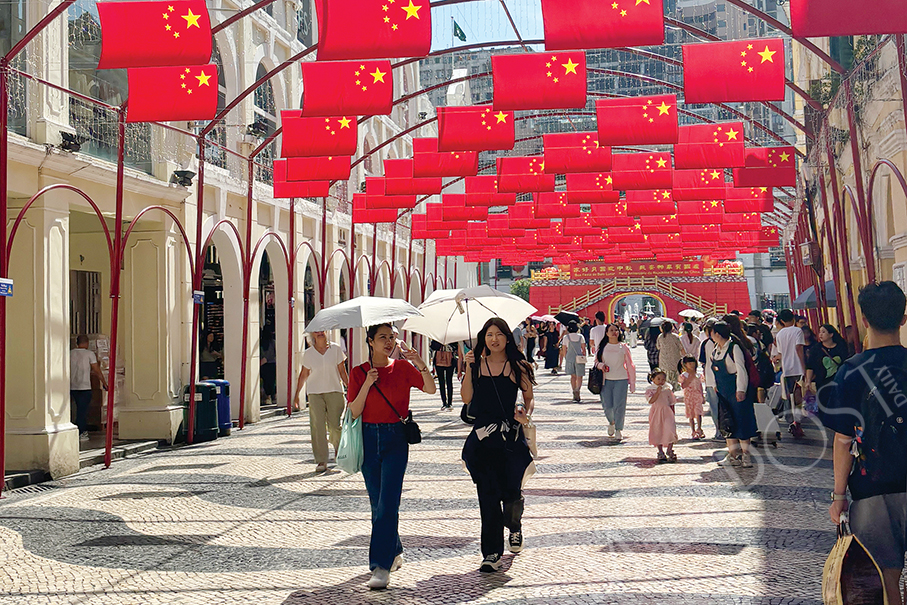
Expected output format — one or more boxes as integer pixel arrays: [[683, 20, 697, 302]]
[[258, 251, 278, 408], [200, 244, 226, 381], [611, 293, 665, 322]]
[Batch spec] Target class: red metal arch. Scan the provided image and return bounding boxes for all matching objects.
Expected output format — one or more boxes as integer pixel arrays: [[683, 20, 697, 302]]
[[199, 219, 247, 273], [294, 240, 321, 271], [251, 232, 292, 280], [122, 206, 198, 280]]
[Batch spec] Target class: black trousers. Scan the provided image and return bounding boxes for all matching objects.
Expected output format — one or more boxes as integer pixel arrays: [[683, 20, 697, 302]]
[[474, 454, 525, 557], [436, 365, 455, 407]]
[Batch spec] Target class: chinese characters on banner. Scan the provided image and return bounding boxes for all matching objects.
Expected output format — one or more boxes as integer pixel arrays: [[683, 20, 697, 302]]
[[571, 261, 705, 279]]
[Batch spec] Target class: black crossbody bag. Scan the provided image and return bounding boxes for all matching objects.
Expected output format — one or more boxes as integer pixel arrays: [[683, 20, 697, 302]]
[[362, 366, 422, 444]]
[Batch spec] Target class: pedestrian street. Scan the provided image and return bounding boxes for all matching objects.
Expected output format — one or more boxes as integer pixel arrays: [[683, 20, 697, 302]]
[[0, 348, 836, 605]]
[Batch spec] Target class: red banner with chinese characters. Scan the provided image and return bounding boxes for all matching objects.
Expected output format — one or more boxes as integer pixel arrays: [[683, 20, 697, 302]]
[[572, 260, 704, 279]]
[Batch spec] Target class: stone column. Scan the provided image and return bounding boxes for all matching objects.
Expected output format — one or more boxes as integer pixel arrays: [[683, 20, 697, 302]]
[[6, 184, 78, 478]]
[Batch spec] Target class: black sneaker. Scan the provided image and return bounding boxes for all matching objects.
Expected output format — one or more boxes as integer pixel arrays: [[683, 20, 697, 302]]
[[480, 553, 503, 572], [508, 531, 523, 553]]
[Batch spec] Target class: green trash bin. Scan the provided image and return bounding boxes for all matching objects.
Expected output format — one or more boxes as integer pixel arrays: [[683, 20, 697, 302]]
[[179, 383, 219, 443]]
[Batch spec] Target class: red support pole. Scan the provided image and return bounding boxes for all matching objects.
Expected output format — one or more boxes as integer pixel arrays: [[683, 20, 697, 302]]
[[844, 81, 877, 284], [370, 224, 378, 296], [0, 65, 9, 494], [819, 174, 845, 333], [319, 197, 327, 307], [103, 109, 128, 466], [826, 145, 862, 354], [390, 221, 398, 296], [186, 142, 208, 445], [287, 198, 296, 417], [238, 159, 254, 430]]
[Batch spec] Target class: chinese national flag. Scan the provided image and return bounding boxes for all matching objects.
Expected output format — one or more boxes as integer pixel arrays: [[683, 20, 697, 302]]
[[383, 159, 443, 195], [672, 169, 726, 201], [683, 38, 786, 103], [648, 233, 682, 248], [640, 214, 679, 234], [285, 156, 352, 181], [465, 176, 517, 207], [725, 186, 774, 213], [315, 0, 431, 61], [301, 60, 393, 116], [127, 64, 218, 123], [543, 132, 612, 174], [365, 178, 417, 208], [412, 138, 479, 177], [590, 201, 634, 227], [272, 161, 331, 198], [674, 123, 745, 169], [759, 226, 781, 247], [790, 0, 907, 37], [680, 224, 721, 242], [723, 212, 762, 232], [541, 0, 664, 51], [352, 195, 399, 223], [625, 190, 676, 216], [281, 113, 358, 158], [508, 203, 551, 229], [609, 225, 646, 244], [437, 106, 515, 152], [442, 196, 488, 221], [535, 192, 582, 219], [563, 214, 600, 237], [492, 53, 587, 111], [97, 1, 212, 70], [566, 172, 620, 204], [611, 152, 673, 190], [732, 147, 797, 187], [677, 200, 724, 225], [596, 95, 678, 146], [496, 157, 556, 193]]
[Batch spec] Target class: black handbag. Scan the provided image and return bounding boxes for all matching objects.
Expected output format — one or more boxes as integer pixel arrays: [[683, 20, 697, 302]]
[[373, 383, 422, 444], [587, 366, 603, 395], [716, 391, 737, 438]]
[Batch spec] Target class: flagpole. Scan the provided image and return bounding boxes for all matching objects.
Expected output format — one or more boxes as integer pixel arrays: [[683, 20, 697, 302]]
[[451, 16, 454, 48]]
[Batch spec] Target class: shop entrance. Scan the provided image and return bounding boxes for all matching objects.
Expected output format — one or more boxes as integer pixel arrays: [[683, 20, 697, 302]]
[[200, 244, 225, 380], [259, 251, 277, 407]]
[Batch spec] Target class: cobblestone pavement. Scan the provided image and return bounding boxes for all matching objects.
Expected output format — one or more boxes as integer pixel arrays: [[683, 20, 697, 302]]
[[0, 348, 836, 604]]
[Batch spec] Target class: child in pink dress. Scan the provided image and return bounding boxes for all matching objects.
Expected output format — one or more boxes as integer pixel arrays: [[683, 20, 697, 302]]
[[679, 356, 705, 440], [647, 369, 678, 463]]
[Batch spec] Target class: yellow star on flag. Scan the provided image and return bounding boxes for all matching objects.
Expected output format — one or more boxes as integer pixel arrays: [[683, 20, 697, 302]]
[[656, 101, 671, 115], [710, 170, 721, 179], [168, 5, 175, 12], [165, 24, 172, 31], [620, 9, 627, 16], [757, 46, 777, 63], [655, 158, 668, 168], [779, 151, 790, 162], [182, 9, 201, 28], [195, 71, 211, 86], [173, 32, 180, 38], [163, 13, 169, 20], [636, 0, 651, 4], [606, 176, 613, 185], [662, 191, 671, 199], [339, 117, 352, 129], [401, 0, 422, 19], [725, 129, 739, 140], [759, 187, 768, 193], [494, 111, 508, 124], [562, 59, 580, 75], [370, 68, 387, 83]]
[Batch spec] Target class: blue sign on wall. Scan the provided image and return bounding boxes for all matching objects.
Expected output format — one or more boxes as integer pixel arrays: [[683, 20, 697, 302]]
[[193, 290, 204, 305], [0, 278, 13, 298]]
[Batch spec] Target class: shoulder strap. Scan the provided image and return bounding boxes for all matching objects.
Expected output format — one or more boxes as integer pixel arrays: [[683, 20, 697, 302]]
[[359, 365, 406, 422]]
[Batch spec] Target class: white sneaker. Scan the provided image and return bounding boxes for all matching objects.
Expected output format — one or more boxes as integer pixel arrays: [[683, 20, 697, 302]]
[[718, 454, 740, 467], [480, 553, 503, 573], [79, 432, 90, 442], [607, 424, 615, 437], [614, 429, 622, 440], [508, 531, 524, 553], [368, 567, 390, 589], [740, 454, 753, 468], [390, 554, 403, 572]]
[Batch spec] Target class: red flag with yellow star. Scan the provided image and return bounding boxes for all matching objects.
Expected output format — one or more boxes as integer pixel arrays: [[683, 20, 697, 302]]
[[674, 123, 745, 169], [301, 60, 393, 116], [464, 176, 517, 207], [611, 152, 673, 190], [285, 155, 352, 181], [442, 195, 489, 221], [273, 161, 331, 198], [541, 0, 664, 51], [492, 53, 587, 111], [625, 189, 676, 216], [596, 94, 678, 145], [639, 214, 679, 234], [732, 147, 797, 187], [126, 64, 218, 122], [412, 138, 479, 177], [535, 192, 582, 219], [591, 200, 634, 227], [315, 0, 431, 61], [723, 212, 763, 232], [790, 0, 907, 37], [496, 157, 557, 193], [543, 132, 612, 174], [759, 225, 780, 247], [565, 172, 620, 204], [97, 1, 212, 69], [563, 215, 600, 237], [436, 106, 515, 152], [672, 169, 726, 201], [383, 159, 443, 195], [682, 38, 786, 103], [725, 186, 774, 213], [280, 113, 358, 158], [677, 200, 724, 225], [508, 202, 551, 229]]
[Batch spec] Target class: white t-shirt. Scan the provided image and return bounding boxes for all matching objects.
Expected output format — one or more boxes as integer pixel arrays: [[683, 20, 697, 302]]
[[774, 325, 805, 377], [600, 343, 628, 381], [589, 325, 607, 353], [301, 343, 347, 394], [70, 348, 97, 391]]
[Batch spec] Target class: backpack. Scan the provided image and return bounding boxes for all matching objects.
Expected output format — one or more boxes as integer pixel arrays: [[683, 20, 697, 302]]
[[732, 341, 761, 391], [752, 340, 776, 389], [853, 357, 907, 485], [435, 345, 453, 367]]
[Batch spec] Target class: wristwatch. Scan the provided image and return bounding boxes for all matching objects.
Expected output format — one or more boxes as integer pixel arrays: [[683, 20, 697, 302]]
[[830, 491, 847, 502]]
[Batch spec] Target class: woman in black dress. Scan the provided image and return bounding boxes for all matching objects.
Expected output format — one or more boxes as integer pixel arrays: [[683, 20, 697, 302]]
[[543, 321, 561, 374], [461, 318, 536, 573]]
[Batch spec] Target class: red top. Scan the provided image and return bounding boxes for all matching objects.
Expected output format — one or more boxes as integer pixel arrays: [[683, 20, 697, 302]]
[[348, 360, 423, 424]]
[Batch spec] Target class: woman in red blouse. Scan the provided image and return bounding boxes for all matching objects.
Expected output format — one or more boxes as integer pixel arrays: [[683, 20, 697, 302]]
[[347, 323, 436, 590]]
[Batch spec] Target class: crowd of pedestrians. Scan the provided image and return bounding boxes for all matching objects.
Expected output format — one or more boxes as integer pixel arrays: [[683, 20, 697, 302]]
[[276, 280, 907, 599]]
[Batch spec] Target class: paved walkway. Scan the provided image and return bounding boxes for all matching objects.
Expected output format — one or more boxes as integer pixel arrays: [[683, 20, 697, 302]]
[[0, 348, 835, 604]]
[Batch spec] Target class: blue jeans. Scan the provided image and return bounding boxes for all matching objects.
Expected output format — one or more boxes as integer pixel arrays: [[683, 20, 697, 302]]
[[361, 422, 408, 571], [705, 386, 719, 437], [71, 390, 92, 434], [599, 379, 629, 431]]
